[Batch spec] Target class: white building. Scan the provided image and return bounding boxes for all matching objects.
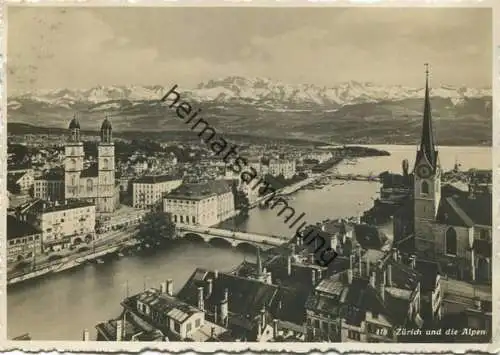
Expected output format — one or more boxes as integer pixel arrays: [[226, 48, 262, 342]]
[[163, 180, 235, 227], [34, 170, 65, 202], [17, 199, 96, 252], [132, 175, 183, 209], [7, 169, 34, 194], [267, 159, 296, 179]]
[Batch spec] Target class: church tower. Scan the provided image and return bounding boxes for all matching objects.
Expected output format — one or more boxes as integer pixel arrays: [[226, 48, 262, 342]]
[[97, 117, 116, 212], [413, 64, 441, 253], [64, 114, 84, 200]]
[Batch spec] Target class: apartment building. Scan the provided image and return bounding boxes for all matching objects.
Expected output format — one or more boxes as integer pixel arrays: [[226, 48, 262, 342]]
[[267, 159, 296, 179], [34, 170, 65, 202], [7, 215, 43, 264], [17, 199, 96, 252], [132, 175, 183, 209]]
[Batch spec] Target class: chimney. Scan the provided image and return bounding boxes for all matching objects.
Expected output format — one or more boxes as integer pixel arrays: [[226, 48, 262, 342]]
[[392, 248, 398, 262], [330, 235, 337, 250], [214, 270, 219, 279], [82, 329, 90, 341], [473, 297, 482, 310], [257, 247, 263, 275], [357, 248, 362, 275], [166, 279, 174, 296], [311, 268, 316, 285], [197, 287, 204, 311], [160, 281, 167, 294], [309, 253, 315, 264], [386, 264, 393, 287], [290, 244, 296, 255], [287, 255, 292, 276], [409, 254, 416, 269], [220, 288, 229, 326], [273, 319, 279, 339], [116, 319, 123, 341], [260, 306, 266, 330], [347, 269, 353, 285], [211, 327, 216, 339], [317, 268, 322, 281], [378, 270, 386, 301], [370, 271, 376, 288], [207, 278, 213, 296]]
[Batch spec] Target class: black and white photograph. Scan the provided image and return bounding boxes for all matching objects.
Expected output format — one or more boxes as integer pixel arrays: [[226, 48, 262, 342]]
[[6, 5, 493, 345]]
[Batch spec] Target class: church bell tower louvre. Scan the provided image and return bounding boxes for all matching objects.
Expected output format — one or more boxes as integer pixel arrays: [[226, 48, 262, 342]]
[[413, 64, 442, 253]]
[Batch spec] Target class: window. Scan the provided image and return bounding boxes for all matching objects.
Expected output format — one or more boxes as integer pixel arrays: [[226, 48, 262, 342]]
[[421, 181, 429, 194], [186, 322, 192, 333], [195, 319, 201, 328], [348, 330, 361, 341], [480, 229, 489, 240], [103, 158, 109, 170], [174, 322, 181, 333], [86, 179, 93, 192], [445, 227, 457, 255]]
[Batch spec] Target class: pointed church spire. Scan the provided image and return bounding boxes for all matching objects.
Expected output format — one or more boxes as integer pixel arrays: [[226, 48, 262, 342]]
[[256, 247, 262, 275], [419, 63, 437, 168]]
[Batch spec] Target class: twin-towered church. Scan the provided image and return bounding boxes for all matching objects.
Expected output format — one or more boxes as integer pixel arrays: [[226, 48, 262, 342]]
[[64, 116, 120, 213], [394, 68, 492, 283]]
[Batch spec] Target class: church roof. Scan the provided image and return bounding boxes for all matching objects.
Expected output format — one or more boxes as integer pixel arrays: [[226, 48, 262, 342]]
[[415, 65, 438, 171], [101, 118, 112, 130], [435, 192, 492, 227], [69, 117, 80, 130]]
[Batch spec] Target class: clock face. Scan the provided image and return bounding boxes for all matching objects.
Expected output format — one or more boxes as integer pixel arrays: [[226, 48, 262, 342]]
[[417, 165, 432, 179]]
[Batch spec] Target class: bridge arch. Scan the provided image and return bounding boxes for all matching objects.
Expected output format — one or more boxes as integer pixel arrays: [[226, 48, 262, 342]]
[[183, 233, 206, 244], [208, 237, 233, 248], [235, 241, 259, 252]]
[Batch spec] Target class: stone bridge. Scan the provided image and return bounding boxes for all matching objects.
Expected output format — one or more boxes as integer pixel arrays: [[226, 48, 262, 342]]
[[176, 224, 289, 250]]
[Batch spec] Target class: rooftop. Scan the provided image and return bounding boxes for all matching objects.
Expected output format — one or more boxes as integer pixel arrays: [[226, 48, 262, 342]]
[[7, 215, 41, 240], [22, 199, 95, 215], [166, 180, 232, 201], [134, 175, 182, 184]]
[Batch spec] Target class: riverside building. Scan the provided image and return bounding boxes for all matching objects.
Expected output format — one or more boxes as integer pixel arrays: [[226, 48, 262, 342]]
[[163, 180, 235, 227], [16, 199, 96, 252]]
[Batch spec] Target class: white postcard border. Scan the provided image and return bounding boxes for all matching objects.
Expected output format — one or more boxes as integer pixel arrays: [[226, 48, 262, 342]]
[[0, 0, 498, 353]]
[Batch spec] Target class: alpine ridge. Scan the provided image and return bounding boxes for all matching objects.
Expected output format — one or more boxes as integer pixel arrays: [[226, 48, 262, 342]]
[[8, 76, 491, 110]]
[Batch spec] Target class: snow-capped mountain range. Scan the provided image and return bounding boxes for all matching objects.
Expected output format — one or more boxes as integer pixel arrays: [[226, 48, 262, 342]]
[[8, 76, 491, 111]]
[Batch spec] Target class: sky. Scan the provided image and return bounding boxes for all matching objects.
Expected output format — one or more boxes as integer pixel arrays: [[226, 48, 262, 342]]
[[7, 6, 492, 94]]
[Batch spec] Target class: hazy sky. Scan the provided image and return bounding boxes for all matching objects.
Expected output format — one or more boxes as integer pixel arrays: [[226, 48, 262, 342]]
[[7, 6, 492, 94]]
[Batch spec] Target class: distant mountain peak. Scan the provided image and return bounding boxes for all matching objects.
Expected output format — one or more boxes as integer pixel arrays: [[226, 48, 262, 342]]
[[8, 76, 491, 112]]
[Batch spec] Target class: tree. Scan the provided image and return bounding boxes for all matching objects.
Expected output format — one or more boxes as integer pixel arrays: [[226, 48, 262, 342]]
[[136, 210, 176, 247]]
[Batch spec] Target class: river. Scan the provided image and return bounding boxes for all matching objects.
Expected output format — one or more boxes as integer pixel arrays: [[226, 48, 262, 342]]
[[7, 145, 491, 340]]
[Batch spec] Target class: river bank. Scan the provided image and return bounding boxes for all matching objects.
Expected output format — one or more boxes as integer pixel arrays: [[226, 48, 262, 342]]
[[7, 145, 490, 340]]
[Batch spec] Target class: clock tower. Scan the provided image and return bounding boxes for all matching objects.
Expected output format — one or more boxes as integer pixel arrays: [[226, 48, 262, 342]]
[[413, 64, 441, 253]]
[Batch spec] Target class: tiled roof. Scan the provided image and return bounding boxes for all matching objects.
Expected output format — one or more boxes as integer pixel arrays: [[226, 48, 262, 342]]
[[177, 268, 308, 325], [23, 199, 94, 214], [134, 175, 181, 184], [167, 180, 232, 200], [7, 215, 40, 240]]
